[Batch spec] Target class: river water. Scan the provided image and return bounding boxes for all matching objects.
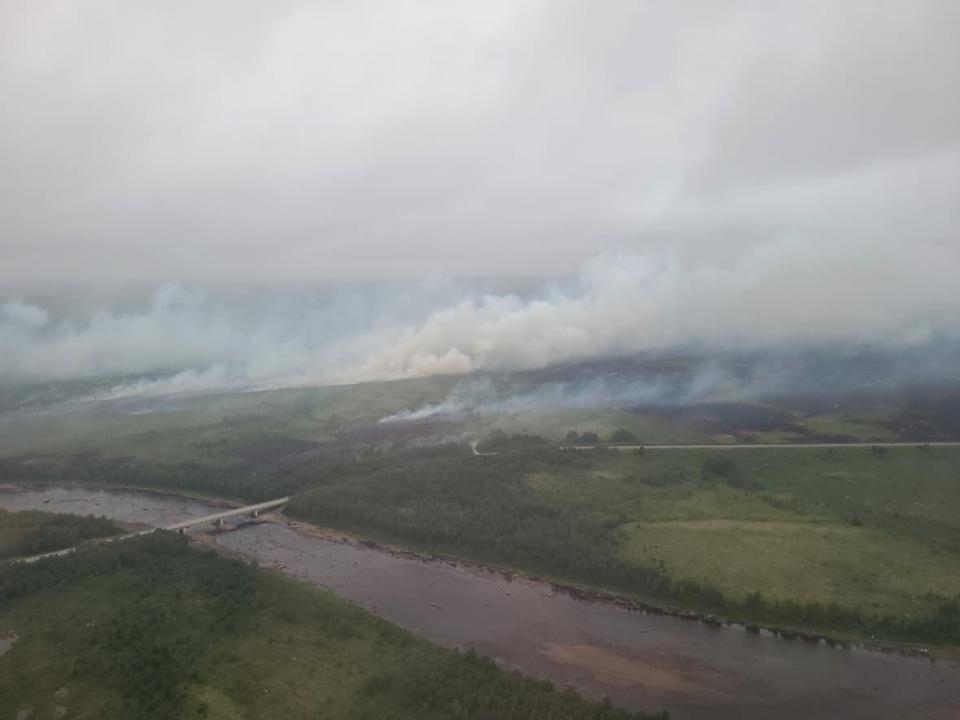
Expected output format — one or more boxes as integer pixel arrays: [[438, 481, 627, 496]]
[[2, 485, 958, 720]]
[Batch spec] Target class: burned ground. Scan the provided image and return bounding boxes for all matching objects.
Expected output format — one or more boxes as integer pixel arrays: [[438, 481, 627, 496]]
[[887, 390, 960, 441], [631, 402, 811, 440]]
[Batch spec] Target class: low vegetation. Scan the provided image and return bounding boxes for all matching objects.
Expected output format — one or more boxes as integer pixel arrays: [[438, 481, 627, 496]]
[[4, 426, 960, 647], [0, 531, 665, 720], [285, 438, 960, 645], [3, 374, 949, 465]]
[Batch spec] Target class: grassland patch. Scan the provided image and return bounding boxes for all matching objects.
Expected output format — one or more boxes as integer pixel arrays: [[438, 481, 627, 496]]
[[620, 518, 960, 616]]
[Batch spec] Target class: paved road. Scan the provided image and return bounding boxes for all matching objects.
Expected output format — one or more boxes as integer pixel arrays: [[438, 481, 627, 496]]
[[567, 441, 960, 451], [164, 496, 290, 530], [5, 496, 290, 565]]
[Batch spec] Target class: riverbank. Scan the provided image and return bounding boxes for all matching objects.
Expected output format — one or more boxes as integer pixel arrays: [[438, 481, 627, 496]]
[[217, 515, 960, 720], [245, 512, 951, 662], [2, 529, 659, 720], [4, 483, 960, 719], [7, 441, 960, 647], [5, 479, 957, 658], [286, 441, 960, 647]]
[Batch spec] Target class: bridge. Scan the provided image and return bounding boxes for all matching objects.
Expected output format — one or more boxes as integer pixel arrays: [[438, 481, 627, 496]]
[[166, 496, 290, 533], [7, 497, 290, 565]]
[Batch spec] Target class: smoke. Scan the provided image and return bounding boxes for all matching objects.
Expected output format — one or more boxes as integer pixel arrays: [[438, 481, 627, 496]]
[[378, 345, 960, 424], [345, 238, 960, 382], [2, 239, 959, 397], [0, 280, 480, 393], [377, 372, 717, 423]]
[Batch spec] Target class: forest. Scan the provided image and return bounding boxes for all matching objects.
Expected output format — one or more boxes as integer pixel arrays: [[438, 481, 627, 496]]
[[4, 436, 960, 646], [0, 529, 666, 720], [0, 507, 119, 560], [286, 439, 960, 645]]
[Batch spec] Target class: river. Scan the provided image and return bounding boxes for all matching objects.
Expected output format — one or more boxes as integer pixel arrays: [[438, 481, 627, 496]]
[[2, 485, 958, 720]]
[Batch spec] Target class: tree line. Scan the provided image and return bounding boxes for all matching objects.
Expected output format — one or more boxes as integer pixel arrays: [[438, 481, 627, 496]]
[[0, 508, 119, 560], [287, 437, 960, 645], [4, 438, 959, 645], [1, 531, 667, 720]]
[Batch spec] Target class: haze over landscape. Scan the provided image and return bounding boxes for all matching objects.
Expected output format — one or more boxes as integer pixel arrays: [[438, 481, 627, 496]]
[[2, 0, 959, 394], [2, 3, 960, 720]]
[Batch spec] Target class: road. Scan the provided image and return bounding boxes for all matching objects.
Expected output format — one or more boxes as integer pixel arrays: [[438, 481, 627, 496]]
[[5, 496, 290, 565], [566, 441, 960, 451], [163, 496, 290, 530]]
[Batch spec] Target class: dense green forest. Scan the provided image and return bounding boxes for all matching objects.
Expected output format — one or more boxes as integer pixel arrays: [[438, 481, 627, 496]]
[[0, 455, 301, 503], [285, 438, 960, 645], [4, 437, 960, 646], [0, 531, 666, 720], [0, 507, 119, 560]]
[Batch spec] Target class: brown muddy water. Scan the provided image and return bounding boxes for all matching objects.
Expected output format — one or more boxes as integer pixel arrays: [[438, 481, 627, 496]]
[[2, 485, 959, 720]]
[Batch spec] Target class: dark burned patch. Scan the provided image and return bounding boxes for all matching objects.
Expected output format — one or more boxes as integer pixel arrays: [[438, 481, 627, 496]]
[[227, 418, 465, 472], [754, 393, 844, 417], [887, 390, 960, 441], [521, 355, 696, 385], [630, 402, 808, 437], [230, 437, 334, 471]]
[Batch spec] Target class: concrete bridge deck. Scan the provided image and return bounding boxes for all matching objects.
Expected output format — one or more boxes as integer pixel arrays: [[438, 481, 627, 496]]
[[6, 496, 290, 565], [165, 497, 290, 531]]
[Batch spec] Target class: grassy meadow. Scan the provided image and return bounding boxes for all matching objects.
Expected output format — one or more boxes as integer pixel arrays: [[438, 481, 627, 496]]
[[0, 376, 459, 461], [282, 440, 960, 644], [535, 445, 960, 619]]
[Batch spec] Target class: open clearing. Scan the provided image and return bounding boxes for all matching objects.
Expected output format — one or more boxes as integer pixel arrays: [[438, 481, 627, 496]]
[[620, 518, 960, 616], [527, 445, 960, 626]]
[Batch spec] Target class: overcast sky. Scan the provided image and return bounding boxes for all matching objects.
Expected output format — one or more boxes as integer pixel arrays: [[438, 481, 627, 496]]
[[2, 0, 957, 292]]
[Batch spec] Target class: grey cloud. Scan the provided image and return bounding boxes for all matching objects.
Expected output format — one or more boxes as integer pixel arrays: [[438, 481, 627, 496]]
[[1, 1, 958, 393], [1, 1, 957, 290], [696, 1, 960, 188]]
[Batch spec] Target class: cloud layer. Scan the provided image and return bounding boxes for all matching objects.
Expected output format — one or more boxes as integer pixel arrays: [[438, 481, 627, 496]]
[[2, 2, 958, 396], [1, 1, 958, 289]]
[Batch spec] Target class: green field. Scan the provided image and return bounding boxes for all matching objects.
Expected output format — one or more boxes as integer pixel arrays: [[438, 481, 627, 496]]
[[620, 519, 960, 616], [0, 374, 921, 463], [3, 377, 959, 647], [534, 445, 960, 619], [0, 530, 662, 720], [280, 440, 960, 644], [5, 436, 959, 645], [0, 377, 459, 461]]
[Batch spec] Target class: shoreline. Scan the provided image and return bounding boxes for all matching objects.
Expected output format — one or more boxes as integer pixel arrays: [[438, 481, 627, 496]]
[[248, 513, 955, 663], [3, 480, 955, 662]]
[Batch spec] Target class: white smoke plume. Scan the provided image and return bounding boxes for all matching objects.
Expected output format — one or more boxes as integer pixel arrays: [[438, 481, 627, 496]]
[[377, 374, 700, 424], [344, 238, 960, 382], [2, 239, 959, 398]]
